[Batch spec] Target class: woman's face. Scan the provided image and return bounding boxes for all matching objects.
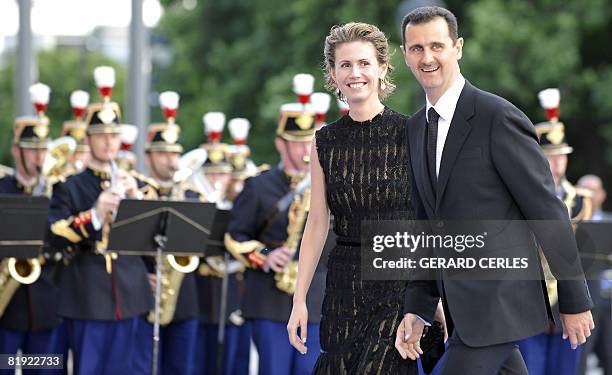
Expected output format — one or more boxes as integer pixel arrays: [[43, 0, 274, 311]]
[[330, 41, 387, 106]]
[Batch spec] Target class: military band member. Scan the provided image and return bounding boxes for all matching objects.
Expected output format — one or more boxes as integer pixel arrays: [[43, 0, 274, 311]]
[[225, 98, 325, 375], [519, 88, 593, 375], [226, 117, 260, 201], [336, 97, 349, 116], [309, 92, 331, 130], [47, 67, 152, 374], [116, 124, 138, 172], [131, 91, 201, 375], [194, 112, 251, 375], [0, 84, 67, 375], [61, 90, 91, 173]]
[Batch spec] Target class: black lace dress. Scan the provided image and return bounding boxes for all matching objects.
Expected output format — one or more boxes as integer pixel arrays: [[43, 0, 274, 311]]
[[313, 107, 417, 374]]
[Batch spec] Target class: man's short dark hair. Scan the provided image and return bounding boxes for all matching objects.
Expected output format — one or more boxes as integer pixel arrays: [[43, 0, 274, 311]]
[[401, 6, 459, 46]]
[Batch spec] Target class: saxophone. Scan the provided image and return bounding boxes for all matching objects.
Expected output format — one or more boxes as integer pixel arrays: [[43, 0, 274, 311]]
[[0, 172, 48, 317], [274, 176, 311, 295], [147, 258, 190, 326], [0, 259, 21, 318], [146, 172, 200, 326]]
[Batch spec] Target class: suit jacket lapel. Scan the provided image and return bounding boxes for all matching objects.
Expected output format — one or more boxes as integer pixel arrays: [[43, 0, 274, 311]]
[[436, 82, 476, 211], [408, 108, 435, 213]]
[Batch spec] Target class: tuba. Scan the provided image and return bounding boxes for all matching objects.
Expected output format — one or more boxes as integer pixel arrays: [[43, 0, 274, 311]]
[[42, 136, 77, 185], [176, 148, 219, 202], [275, 175, 311, 295]]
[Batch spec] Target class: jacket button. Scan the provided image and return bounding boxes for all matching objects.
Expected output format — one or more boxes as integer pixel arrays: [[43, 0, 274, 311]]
[[437, 221, 444, 228]]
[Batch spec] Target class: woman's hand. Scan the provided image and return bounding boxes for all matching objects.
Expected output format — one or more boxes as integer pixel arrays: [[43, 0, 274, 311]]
[[287, 300, 309, 354]]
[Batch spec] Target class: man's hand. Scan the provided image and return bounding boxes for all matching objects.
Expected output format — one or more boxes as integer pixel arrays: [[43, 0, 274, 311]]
[[147, 273, 157, 294], [114, 170, 140, 199], [264, 246, 292, 273], [95, 189, 121, 221], [395, 313, 425, 360], [560, 310, 594, 349]]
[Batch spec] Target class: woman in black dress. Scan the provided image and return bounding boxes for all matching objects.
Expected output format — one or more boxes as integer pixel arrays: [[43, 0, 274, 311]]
[[287, 22, 432, 374]]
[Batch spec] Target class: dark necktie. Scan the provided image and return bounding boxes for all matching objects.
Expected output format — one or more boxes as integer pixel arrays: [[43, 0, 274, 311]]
[[427, 107, 439, 192]]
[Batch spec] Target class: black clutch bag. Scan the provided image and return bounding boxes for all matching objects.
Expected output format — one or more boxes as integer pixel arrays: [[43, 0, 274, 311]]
[[419, 321, 445, 374]]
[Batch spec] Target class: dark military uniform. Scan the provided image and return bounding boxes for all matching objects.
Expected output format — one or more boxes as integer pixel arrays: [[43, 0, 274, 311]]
[[48, 85, 153, 374], [193, 113, 251, 375], [0, 175, 68, 375], [132, 178, 202, 375], [0, 176, 63, 332], [195, 246, 250, 375], [225, 100, 325, 375], [131, 107, 203, 375], [519, 91, 592, 375], [0, 113, 69, 375]]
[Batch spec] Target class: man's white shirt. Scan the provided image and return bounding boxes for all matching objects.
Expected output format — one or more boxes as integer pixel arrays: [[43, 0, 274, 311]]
[[426, 74, 466, 178]]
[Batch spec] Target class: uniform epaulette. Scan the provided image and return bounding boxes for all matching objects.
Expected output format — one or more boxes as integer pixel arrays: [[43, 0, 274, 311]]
[[180, 181, 205, 199], [52, 166, 78, 185], [257, 163, 271, 174], [574, 187, 593, 198], [129, 170, 159, 189], [561, 179, 593, 222], [0, 165, 14, 179]]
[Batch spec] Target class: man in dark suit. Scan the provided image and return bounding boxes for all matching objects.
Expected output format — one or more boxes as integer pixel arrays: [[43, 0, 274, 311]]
[[395, 6, 595, 374]]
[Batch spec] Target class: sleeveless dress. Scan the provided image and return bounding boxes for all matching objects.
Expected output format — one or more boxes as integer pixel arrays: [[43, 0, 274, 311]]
[[313, 107, 417, 374]]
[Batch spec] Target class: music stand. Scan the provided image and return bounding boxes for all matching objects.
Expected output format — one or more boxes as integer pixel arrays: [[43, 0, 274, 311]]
[[204, 208, 232, 375], [107, 199, 216, 375], [0, 195, 49, 258]]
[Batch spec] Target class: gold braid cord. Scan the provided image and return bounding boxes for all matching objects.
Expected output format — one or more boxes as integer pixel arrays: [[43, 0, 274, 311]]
[[224, 233, 266, 268]]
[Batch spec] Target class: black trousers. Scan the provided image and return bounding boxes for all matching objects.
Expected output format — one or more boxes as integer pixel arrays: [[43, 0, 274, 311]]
[[437, 330, 529, 375]]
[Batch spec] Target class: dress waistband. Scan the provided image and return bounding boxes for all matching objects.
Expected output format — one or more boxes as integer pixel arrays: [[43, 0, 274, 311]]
[[335, 237, 361, 247]]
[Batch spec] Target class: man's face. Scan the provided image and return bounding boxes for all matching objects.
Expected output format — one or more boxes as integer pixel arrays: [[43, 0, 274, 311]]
[[88, 133, 121, 162], [147, 151, 179, 181], [546, 154, 568, 187], [14, 146, 46, 178], [207, 172, 231, 193], [402, 17, 463, 103], [578, 177, 606, 210], [277, 138, 312, 173]]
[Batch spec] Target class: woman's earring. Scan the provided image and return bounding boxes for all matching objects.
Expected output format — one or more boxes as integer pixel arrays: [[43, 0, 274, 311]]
[[380, 78, 387, 91]]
